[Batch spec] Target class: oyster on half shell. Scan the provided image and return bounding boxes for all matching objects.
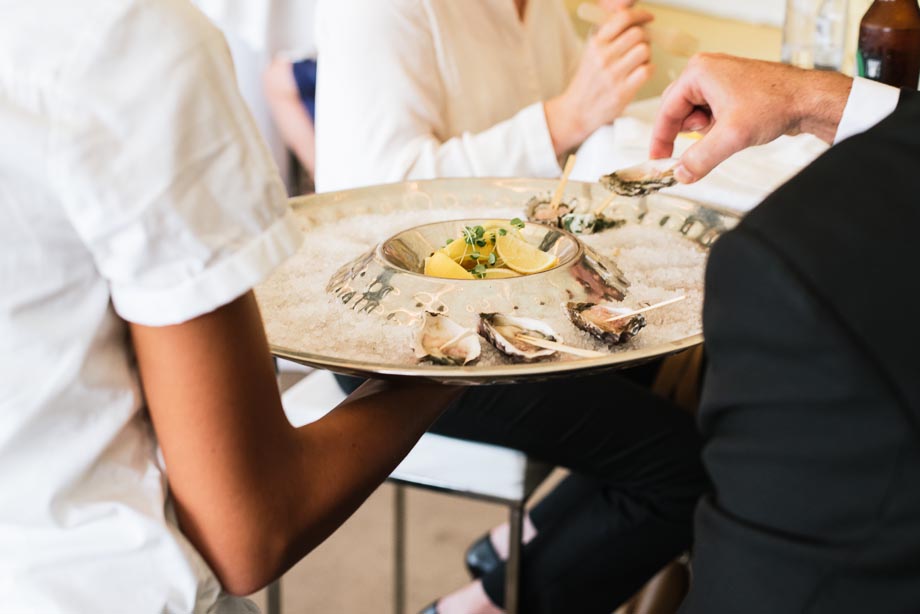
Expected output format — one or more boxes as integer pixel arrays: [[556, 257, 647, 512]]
[[566, 302, 646, 346], [600, 159, 678, 197], [411, 312, 481, 366], [479, 313, 561, 362], [526, 196, 623, 235], [525, 195, 574, 226]]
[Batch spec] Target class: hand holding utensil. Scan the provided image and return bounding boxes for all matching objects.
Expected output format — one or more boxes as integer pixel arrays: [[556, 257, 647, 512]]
[[577, 3, 700, 58]]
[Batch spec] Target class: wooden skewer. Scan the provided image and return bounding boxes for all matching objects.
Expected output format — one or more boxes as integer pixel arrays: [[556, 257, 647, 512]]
[[576, 2, 607, 24], [516, 335, 607, 359], [593, 192, 618, 217], [576, 3, 700, 58], [550, 154, 577, 217], [437, 329, 477, 352], [605, 295, 687, 322], [648, 26, 700, 59]]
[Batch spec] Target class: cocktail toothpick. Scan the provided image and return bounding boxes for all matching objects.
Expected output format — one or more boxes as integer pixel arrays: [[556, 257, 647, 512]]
[[605, 295, 687, 322], [550, 154, 577, 217], [516, 334, 607, 358]]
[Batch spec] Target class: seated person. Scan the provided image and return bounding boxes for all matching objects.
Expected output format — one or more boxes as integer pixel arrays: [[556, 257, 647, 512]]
[[314, 0, 655, 191], [651, 54, 920, 612], [0, 2, 460, 610], [314, 1, 707, 613], [265, 55, 318, 183]]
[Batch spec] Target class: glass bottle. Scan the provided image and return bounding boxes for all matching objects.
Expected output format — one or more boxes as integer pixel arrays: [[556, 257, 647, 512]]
[[857, 0, 920, 88], [844, 0, 875, 75], [783, 0, 821, 68], [815, 0, 850, 69], [783, 0, 850, 70]]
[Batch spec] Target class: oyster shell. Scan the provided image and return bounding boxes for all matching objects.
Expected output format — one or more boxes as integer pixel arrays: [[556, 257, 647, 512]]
[[525, 195, 573, 227], [411, 312, 481, 366], [478, 313, 561, 362], [600, 159, 678, 197], [569, 246, 629, 302], [525, 195, 624, 235], [566, 302, 646, 346]]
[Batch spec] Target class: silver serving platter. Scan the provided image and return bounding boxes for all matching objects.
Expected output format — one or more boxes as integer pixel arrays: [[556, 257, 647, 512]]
[[260, 178, 740, 385]]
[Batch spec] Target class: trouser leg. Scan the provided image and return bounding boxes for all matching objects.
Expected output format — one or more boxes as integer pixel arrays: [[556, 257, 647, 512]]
[[432, 372, 708, 614]]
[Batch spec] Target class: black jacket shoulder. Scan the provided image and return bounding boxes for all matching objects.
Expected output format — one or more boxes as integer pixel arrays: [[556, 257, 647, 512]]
[[735, 88, 920, 433]]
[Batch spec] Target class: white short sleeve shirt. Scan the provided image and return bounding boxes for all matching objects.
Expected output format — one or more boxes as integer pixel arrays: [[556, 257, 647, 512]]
[[314, 0, 582, 192], [0, 0, 300, 611]]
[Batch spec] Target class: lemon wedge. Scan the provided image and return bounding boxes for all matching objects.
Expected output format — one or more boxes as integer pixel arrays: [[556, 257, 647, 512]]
[[495, 234, 558, 274], [424, 251, 475, 279], [441, 239, 472, 262], [481, 267, 519, 279]]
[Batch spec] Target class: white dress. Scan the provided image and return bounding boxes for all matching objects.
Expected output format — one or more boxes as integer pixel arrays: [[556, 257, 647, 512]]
[[314, 0, 582, 192], [0, 0, 300, 611]]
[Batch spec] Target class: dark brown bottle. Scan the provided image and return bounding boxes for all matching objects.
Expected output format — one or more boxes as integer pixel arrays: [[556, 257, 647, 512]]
[[858, 0, 920, 88]]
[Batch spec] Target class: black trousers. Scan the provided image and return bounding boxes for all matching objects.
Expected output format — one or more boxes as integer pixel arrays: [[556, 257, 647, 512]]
[[338, 367, 708, 614]]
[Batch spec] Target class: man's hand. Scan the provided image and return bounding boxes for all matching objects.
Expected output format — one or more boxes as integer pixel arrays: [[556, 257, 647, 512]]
[[650, 53, 853, 183], [546, 5, 655, 155]]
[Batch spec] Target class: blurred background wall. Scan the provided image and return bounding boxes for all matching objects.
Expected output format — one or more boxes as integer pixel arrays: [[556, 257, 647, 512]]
[[565, 0, 875, 99]]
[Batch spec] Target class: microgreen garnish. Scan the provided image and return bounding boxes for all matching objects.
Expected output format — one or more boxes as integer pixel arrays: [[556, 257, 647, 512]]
[[435, 218, 541, 279], [462, 225, 487, 247]]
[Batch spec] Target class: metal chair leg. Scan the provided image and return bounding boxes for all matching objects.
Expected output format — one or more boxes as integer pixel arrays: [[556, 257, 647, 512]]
[[266, 579, 282, 614], [394, 484, 407, 614], [504, 504, 524, 614]]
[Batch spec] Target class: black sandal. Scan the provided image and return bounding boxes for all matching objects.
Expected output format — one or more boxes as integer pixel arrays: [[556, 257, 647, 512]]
[[464, 533, 502, 579]]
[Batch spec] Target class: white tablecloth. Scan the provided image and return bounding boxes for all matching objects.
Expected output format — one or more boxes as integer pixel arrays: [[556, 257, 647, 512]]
[[572, 98, 830, 214]]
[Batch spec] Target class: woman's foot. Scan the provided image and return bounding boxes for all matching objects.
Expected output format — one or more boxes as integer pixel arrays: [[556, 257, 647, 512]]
[[433, 580, 503, 614]]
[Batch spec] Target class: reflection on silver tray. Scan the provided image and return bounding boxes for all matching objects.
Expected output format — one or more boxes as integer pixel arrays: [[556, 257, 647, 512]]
[[258, 178, 740, 385]]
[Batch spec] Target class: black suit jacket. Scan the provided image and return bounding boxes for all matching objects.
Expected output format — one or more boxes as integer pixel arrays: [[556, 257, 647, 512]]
[[681, 90, 920, 613]]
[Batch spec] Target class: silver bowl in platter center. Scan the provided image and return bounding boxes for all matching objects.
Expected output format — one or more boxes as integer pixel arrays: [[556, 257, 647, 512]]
[[327, 219, 630, 326], [259, 178, 740, 385]]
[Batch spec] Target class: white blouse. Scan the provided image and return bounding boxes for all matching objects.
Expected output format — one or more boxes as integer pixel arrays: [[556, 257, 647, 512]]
[[0, 0, 300, 611], [314, 0, 582, 192]]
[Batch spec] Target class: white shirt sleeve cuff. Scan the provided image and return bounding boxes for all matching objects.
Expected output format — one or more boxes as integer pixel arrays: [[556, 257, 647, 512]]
[[834, 77, 901, 145], [112, 211, 303, 326], [517, 102, 564, 177]]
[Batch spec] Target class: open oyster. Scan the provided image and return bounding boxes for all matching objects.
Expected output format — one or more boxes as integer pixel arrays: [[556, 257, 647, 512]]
[[526, 195, 622, 235], [600, 159, 678, 197], [525, 195, 574, 226], [479, 313, 561, 362], [411, 312, 481, 366], [571, 246, 629, 302], [563, 213, 624, 235], [566, 302, 646, 346]]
